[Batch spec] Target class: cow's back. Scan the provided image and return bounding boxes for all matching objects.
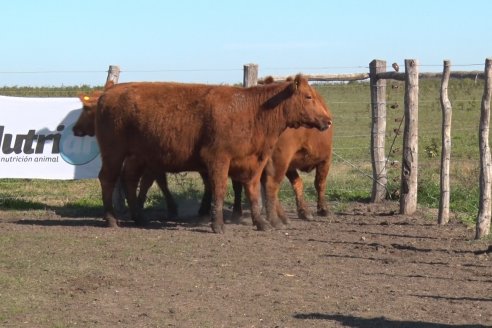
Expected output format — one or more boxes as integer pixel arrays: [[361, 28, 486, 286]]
[[95, 82, 268, 173], [96, 82, 214, 171]]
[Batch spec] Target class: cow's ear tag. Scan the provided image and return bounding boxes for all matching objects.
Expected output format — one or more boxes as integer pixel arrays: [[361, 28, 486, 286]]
[[83, 96, 90, 101]]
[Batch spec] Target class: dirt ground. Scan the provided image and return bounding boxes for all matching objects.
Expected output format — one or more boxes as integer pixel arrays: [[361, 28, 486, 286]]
[[0, 201, 491, 328]]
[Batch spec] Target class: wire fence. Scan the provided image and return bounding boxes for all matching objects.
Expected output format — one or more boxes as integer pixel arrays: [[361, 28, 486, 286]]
[[0, 64, 487, 221]]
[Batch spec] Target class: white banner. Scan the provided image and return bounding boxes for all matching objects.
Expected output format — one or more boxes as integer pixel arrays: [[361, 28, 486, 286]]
[[0, 95, 101, 179]]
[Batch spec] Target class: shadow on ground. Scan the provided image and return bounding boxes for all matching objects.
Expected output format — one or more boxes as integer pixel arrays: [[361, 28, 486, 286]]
[[293, 313, 490, 328]]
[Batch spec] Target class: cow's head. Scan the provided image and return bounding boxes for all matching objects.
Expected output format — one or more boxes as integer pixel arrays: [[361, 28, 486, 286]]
[[73, 81, 114, 137], [271, 75, 332, 131]]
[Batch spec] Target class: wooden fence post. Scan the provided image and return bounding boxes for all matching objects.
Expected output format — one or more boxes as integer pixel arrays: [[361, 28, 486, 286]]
[[243, 63, 263, 210], [400, 59, 419, 215], [106, 65, 120, 85], [243, 63, 258, 87], [105, 65, 126, 215], [476, 58, 492, 239], [438, 60, 452, 224], [369, 59, 388, 202]]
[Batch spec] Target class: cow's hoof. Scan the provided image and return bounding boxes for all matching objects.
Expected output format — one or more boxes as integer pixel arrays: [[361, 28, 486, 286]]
[[105, 218, 119, 228], [269, 219, 285, 230], [298, 210, 314, 221], [198, 206, 211, 216], [255, 219, 272, 231], [211, 223, 225, 234], [278, 214, 291, 225], [230, 211, 243, 224], [134, 217, 149, 227], [317, 208, 329, 216], [167, 210, 179, 221]]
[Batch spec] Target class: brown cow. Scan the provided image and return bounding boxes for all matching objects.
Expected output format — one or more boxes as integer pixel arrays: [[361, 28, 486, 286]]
[[74, 88, 210, 221], [95, 75, 332, 233], [73, 81, 114, 137], [136, 77, 333, 225], [73, 88, 179, 219], [247, 124, 333, 224], [232, 77, 333, 223]]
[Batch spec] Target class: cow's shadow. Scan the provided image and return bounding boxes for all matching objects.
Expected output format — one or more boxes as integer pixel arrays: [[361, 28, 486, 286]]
[[11, 196, 244, 231]]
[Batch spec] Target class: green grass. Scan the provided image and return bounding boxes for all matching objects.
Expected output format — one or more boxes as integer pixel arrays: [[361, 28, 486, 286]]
[[315, 78, 485, 224], [0, 79, 487, 226]]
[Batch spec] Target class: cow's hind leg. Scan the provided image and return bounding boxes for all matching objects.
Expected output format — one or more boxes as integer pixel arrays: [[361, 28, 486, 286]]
[[286, 169, 313, 221], [99, 154, 126, 227], [315, 160, 330, 216], [153, 172, 178, 220], [122, 159, 147, 226], [244, 177, 270, 231], [136, 169, 153, 212], [198, 172, 212, 216]]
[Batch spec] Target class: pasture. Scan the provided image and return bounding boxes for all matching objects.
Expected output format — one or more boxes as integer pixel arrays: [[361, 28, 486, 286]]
[[0, 81, 491, 327]]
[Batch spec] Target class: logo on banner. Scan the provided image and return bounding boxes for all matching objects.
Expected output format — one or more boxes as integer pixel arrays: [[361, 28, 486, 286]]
[[59, 123, 100, 165], [0, 124, 99, 166]]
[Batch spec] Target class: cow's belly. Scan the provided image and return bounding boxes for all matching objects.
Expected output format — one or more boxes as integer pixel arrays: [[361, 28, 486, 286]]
[[229, 156, 265, 183], [289, 152, 325, 173], [128, 141, 204, 173]]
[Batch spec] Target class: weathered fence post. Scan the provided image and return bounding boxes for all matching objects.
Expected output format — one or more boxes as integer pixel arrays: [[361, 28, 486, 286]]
[[243, 63, 258, 87], [106, 65, 126, 215], [106, 65, 120, 85], [476, 58, 492, 239], [400, 59, 419, 215], [243, 63, 263, 209], [438, 60, 452, 224], [369, 59, 388, 202]]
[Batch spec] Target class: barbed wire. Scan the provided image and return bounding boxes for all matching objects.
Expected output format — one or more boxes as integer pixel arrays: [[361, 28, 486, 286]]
[[0, 62, 486, 75]]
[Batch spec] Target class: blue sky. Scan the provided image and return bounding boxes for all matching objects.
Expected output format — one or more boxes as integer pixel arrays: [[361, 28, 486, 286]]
[[1, 0, 491, 86]]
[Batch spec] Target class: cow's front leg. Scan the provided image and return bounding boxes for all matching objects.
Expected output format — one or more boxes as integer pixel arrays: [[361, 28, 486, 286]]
[[263, 160, 289, 228], [231, 180, 244, 223], [286, 169, 313, 221]]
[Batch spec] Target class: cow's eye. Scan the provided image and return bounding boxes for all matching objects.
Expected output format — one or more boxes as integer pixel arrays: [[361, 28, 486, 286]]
[[305, 95, 313, 100]]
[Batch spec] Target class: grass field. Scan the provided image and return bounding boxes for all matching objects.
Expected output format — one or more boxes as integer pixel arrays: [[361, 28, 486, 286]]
[[0, 78, 487, 227]]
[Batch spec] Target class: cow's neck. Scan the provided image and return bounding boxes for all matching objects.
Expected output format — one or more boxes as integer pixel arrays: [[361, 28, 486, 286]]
[[253, 84, 292, 139]]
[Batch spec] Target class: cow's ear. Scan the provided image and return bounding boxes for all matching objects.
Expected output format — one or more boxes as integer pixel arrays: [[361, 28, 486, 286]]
[[264, 76, 275, 84], [104, 80, 115, 90], [79, 94, 91, 105], [294, 74, 308, 90], [289, 76, 300, 93]]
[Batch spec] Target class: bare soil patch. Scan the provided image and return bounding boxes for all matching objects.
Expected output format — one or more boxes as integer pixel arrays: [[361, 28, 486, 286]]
[[0, 201, 490, 327]]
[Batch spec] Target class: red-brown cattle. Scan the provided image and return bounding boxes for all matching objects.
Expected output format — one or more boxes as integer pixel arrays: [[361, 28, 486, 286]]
[[231, 77, 333, 223], [262, 124, 333, 223], [73, 81, 113, 137], [181, 121, 333, 224], [73, 88, 179, 219], [95, 75, 332, 233]]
